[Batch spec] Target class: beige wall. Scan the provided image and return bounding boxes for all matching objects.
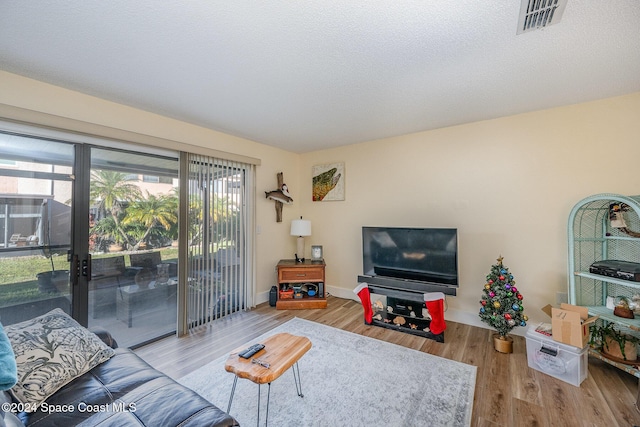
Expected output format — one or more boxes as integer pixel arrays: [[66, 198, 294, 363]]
[[298, 92, 640, 331], [2, 70, 640, 332]]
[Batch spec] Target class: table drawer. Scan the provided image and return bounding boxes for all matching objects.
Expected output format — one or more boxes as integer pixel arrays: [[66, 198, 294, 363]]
[[279, 267, 324, 282]]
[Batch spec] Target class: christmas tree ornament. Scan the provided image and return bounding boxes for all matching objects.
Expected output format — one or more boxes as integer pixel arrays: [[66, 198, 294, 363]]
[[478, 255, 527, 354]]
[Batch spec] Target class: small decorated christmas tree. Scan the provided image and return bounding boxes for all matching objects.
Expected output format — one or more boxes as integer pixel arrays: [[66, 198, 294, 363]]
[[479, 256, 528, 352]]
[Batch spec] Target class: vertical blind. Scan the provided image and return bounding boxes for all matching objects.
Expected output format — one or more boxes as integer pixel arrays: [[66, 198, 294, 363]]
[[186, 154, 256, 329]]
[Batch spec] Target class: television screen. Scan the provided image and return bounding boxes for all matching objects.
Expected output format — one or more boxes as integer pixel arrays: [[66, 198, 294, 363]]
[[362, 227, 458, 286]]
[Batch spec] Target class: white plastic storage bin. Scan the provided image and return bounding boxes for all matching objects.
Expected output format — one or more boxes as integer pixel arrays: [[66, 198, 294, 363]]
[[525, 325, 588, 387]]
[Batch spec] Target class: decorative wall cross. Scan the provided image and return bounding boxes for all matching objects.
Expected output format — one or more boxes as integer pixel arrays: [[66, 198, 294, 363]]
[[265, 172, 293, 222]]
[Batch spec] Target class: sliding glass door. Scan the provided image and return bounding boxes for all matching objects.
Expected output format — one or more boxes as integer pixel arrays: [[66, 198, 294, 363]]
[[0, 131, 179, 348], [0, 134, 74, 325], [87, 147, 179, 347], [0, 123, 255, 348]]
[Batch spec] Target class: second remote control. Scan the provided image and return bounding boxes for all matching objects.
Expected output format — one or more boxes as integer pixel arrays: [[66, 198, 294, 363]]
[[239, 344, 265, 359]]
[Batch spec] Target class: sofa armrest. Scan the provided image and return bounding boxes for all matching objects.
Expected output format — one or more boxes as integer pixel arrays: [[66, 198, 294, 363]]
[[89, 327, 118, 349]]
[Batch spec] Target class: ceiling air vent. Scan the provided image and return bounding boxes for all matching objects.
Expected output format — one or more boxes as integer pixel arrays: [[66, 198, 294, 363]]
[[517, 0, 568, 34]]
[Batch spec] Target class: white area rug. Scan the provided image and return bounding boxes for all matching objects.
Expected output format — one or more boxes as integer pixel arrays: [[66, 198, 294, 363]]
[[179, 318, 476, 427]]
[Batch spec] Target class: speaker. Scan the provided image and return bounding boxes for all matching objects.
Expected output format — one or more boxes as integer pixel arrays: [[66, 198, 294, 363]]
[[269, 286, 277, 306]]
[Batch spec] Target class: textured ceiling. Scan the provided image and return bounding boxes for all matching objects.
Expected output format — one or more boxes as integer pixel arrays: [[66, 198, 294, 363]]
[[0, 1, 639, 153]]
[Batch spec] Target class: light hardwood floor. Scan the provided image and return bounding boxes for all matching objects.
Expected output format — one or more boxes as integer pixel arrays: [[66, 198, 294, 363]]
[[135, 296, 640, 427]]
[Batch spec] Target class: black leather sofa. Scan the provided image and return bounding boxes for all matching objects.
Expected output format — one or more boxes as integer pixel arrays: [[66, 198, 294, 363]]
[[0, 330, 238, 427]]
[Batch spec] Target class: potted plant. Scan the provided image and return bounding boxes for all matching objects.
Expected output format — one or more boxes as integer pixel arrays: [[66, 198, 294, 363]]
[[37, 244, 70, 293], [589, 322, 639, 362]]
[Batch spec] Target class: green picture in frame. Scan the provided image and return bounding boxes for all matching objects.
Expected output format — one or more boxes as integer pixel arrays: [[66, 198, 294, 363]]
[[312, 162, 344, 201]]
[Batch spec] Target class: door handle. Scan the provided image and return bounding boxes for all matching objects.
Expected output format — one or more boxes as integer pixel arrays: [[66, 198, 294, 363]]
[[70, 254, 79, 288], [82, 254, 92, 278]]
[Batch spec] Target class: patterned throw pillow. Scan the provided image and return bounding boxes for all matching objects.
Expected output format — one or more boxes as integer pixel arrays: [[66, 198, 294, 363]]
[[5, 308, 115, 412]]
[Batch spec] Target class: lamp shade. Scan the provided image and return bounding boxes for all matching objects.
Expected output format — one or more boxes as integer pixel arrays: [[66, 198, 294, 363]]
[[290, 219, 311, 236]]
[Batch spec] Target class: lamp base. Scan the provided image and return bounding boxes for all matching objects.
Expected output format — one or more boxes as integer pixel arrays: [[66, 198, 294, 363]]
[[296, 236, 305, 262]]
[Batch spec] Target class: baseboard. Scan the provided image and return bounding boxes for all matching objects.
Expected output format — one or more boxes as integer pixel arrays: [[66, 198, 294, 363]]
[[255, 290, 270, 306]]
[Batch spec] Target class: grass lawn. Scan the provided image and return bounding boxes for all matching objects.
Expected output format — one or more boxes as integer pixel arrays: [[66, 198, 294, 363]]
[[0, 248, 179, 307]]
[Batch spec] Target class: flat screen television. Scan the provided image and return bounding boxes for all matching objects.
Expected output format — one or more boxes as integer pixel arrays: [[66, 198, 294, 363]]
[[362, 226, 458, 288]]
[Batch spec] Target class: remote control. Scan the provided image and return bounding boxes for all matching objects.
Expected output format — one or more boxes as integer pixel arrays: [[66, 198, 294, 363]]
[[239, 343, 265, 359]]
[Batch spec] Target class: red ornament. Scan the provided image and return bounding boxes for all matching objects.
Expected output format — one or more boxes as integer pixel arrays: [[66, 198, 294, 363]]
[[481, 300, 487, 306], [517, 294, 523, 300], [488, 279, 493, 284], [504, 313, 512, 320], [499, 275, 505, 280]]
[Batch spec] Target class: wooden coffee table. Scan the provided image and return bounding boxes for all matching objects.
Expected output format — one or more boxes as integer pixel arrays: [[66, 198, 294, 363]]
[[225, 332, 312, 426]]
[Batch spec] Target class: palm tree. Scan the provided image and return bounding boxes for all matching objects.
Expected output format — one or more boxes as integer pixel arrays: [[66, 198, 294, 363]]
[[90, 170, 142, 247], [122, 191, 178, 250]]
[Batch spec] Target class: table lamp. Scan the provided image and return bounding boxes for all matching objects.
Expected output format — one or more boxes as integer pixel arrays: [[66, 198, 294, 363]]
[[290, 217, 311, 262]]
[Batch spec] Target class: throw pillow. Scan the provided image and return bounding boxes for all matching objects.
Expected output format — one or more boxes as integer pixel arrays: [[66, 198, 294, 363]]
[[4, 308, 115, 412]]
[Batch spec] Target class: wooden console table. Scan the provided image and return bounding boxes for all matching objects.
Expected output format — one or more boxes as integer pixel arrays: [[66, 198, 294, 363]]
[[276, 259, 327, 309]]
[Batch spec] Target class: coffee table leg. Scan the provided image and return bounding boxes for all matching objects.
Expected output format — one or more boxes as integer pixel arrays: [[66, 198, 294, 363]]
[[265, 382, 271, 427], [227, 376, 238, 413], [292, 361, 304, 398], [256, 383, 272, 427], [257, 384, 261, 427]]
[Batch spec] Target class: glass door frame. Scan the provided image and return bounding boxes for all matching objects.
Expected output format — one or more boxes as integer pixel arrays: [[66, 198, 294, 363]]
[[71, 144, 91, 326], [0, 126, 181, 347]]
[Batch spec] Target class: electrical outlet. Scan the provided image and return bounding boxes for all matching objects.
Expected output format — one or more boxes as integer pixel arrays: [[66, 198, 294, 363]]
[[556, 292, 568, 304]]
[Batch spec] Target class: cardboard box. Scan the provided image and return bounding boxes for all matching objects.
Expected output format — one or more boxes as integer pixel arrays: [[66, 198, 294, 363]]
[[526, 324, 588, 387], [541, 303, 598, 349]]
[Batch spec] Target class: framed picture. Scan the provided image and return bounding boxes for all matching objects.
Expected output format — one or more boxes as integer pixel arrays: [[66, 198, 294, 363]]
[[311, 245, 323, 261], [312, 162, 345, 201]]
